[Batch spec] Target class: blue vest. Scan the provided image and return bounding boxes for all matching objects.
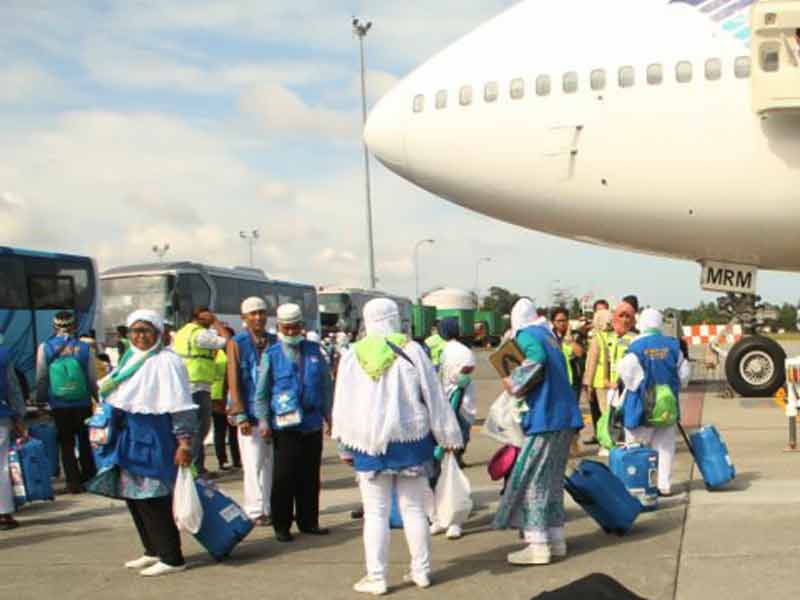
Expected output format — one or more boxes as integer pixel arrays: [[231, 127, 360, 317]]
[[0, 347, 13, 419], [517, 325, 584, 435], [108, 410, 178, 484], [44, 336, 91, 408], [234, 330, 275, 423], [267, 340, 326, 433], [622, 334, 682, 430]]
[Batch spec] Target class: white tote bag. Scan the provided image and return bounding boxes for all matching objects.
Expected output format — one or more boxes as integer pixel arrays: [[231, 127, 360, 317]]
[[483, 391, 527, 448], [434, 453, 474, 527], [173, 466, 204, 534]]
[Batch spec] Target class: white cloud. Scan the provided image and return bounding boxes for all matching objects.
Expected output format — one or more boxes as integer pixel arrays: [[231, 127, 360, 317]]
[[0, 62, 65, 103]]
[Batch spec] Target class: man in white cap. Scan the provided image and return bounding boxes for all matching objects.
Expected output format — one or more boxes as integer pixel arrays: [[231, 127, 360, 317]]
[[227, 297, 276, 526], [617, 308, 691, 497], [333, 298, 463, 594], [254, 303, 333, 542]]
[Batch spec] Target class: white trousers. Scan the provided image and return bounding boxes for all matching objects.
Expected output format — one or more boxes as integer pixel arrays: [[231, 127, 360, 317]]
[[237, 428, 274, 519], [359, 474, 431, 580], [625, 425, 676, 493], [0, 420, 13, 515]]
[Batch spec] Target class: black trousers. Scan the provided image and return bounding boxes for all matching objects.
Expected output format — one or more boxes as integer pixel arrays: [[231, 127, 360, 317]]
[[126, 496, 184, 566], [588, 389, 602, 436], [52, 406, 96, 487], [212, 412, 241, 467], [271, 429, 323, 534]]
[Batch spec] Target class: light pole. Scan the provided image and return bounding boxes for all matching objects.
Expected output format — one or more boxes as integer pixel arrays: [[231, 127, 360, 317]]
[[475, 257, 492, 297], [353, 17, 376, 290], [414, 239, 435, 302], [152, 243, 170, 262], [239, 229, 259, 267]]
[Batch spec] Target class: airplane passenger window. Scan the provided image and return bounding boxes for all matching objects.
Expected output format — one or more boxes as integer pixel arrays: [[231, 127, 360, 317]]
[[484, 81, 499, 102], [705, 58, 722, 81], [618, 66, 635, 88], [563, 71, 578, 94], [676, 61, 693, 83], [590, 69, 606, 91], [734, 56, 751, 79], [435, 90, 448, 110], [536, 75, 551, 96], [413, 94, 425, 113], [760, 44, 780, 72], [510, 78, 525, 100], [459, 85, 473, 106], [647, 64, 663, 85]]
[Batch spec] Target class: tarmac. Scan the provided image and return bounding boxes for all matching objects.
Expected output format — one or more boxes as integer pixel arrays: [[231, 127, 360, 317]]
[[1, 350, 797, 600]]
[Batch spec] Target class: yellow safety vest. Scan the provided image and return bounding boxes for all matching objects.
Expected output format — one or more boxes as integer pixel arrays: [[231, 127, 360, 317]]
[[425, 334, 447, 367], [593, 331, 635, 388], [173, 323, 215, 384], [561, 341, 574, 386], [210, 350, 227, 401]]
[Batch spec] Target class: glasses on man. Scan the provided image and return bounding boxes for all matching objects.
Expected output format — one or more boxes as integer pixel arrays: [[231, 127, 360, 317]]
[[130, 327, 157, 336]]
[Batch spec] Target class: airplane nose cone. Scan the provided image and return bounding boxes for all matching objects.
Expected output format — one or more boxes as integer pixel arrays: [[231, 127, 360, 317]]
[[364, 92, 408, 175]]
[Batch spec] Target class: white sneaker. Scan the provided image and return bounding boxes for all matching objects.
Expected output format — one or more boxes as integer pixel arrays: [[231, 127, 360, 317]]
[[353, 575, 388, 596], [429, 522, 446, 536], [549, 540, 568, 557], [124, 555, 159, 569], [507, 544, 551, 565], [598, 448, 610, 457], [140, 561, 187, 577], [403, 572, 431, 589], [446, 524, 462, 539]]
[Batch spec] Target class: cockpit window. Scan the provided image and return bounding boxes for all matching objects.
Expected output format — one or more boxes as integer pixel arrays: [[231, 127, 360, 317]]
[[705, 58, 722, 81], [676, 61, 693, 83], [459, 85, 473, 106], [618, 66, 635, 88], [484, 81, 499, 102], [563, 71, 578, 94], [510, 78, 525, 100], [734, 56, 751, 79], [435, 90, 447, 110], [536, 75, 551, 96], [590, 69, 606, 91], [413, 94, 425, 113], [647, 64, 663, 85]]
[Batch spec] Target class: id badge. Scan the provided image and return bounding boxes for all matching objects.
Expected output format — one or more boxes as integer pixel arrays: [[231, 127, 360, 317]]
[[89, 426, 110, 446], [275, 410, 302, 429]]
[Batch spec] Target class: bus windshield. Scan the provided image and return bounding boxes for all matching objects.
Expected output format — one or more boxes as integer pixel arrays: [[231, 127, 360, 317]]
[[101, 275, 174, 332], [318, 293, 350, 315]]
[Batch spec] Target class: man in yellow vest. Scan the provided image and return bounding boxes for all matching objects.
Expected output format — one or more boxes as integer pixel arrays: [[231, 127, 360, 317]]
[[173, 307, 231, 475]]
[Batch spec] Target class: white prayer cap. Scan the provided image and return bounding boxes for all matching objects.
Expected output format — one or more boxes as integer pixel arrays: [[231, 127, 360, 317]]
[[306, 331, 321, 343], [639, 308, 663, 332], [277, 303, 303, 324], [511, 298, 538, 335], [363, 298, 401, 336], [241, 296, 267, 315], [126, 309, 164, 332]]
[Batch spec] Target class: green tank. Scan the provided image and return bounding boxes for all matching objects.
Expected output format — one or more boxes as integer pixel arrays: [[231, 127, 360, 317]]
[[412, 304, 437, 341]]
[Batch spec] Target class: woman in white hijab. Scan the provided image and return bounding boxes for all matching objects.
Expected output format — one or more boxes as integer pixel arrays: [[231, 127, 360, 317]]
[[333, 298, 463, 595], [86, 310, 197, 577]]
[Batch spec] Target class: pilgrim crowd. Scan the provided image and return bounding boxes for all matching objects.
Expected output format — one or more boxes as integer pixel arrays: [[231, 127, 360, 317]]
[[0, 291, 688, 592]]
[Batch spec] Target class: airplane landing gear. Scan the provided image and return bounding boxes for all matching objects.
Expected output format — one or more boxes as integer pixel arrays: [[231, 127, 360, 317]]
[[714, 293, 785, 397]]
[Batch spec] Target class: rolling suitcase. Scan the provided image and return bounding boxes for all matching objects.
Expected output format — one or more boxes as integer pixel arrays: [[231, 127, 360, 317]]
[[28, 423, 60, 478], [11, 438, 55, 506], [678, 423, 735, 490], [609, 445, 659, 510], [193, 479, 254, 561], [565, 460, 642, 535]]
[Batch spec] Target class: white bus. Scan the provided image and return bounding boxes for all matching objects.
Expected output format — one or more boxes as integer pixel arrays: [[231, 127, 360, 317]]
[[100, 262, 318, 340], [317, 287, 412, 338]]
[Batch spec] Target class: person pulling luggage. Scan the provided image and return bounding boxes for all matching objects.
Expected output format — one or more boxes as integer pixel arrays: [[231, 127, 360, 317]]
[[0, 334, 27, 530], [617, 308, 690, 497]]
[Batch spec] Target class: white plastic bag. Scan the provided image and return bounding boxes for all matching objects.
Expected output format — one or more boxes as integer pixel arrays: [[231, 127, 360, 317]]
[[173, 466, 204, 534], [434, 453, 473, 528], [483, 391, 527, 448]]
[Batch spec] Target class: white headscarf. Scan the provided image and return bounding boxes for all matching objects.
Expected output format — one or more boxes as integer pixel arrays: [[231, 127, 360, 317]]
[[442, 341, 476, 387], [101, 310, 196, 415], [363, 298, 401, 336], [306, 331, 322, 343], [511, 298, 540, 335], [639, 308, 663, 333]]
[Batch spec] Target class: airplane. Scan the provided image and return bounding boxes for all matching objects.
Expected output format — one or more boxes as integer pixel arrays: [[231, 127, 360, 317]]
[[364, 0, 800, 398]]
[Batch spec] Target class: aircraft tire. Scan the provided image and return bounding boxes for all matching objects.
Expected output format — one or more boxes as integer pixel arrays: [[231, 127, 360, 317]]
[[725, 335, 786, 397]]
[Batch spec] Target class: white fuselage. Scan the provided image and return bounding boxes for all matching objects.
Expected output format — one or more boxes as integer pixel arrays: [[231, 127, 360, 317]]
[[365, 0, 800, 272]]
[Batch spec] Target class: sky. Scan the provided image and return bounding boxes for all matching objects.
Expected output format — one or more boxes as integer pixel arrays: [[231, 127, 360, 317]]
[[2, 0, 798, 310]]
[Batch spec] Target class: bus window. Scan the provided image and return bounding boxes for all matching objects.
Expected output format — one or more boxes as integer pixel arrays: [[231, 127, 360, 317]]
[[29, 275, 75, 309], [210, 276, 241, 315], [101, 275, 174, 332], [24, 257, 94, 311], [175, 273, 211, 320], [0, 255, 26, 308]]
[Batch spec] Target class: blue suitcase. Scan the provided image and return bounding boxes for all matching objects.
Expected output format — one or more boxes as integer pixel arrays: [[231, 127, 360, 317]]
[[565, 460, 642, 535], [193, 479, 254, 561], [609, 445, 659, 510], [10, 438, 55, 506], [28, 423, 60, 478], [679, 424, 735, 490]]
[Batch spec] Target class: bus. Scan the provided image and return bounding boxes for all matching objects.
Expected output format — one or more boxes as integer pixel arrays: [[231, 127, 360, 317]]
[[317, 287, 412, 338], [99, 262, 319, 343], [0, 247, 100, 391]]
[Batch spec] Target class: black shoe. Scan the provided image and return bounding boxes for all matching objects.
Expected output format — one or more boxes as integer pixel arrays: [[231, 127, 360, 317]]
[[350, 508, 364, 519], [0, 517, 19, 531], [275, 531, 294, 543], [300, 527, 329, 536]]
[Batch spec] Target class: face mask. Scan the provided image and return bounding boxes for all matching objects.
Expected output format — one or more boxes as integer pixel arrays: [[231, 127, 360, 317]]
[[456, 373, 472, 389], [279, 333, 304, 346]]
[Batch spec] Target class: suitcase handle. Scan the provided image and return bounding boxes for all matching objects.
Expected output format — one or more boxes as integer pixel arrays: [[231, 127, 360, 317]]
[[676, 421, 699, 465]]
